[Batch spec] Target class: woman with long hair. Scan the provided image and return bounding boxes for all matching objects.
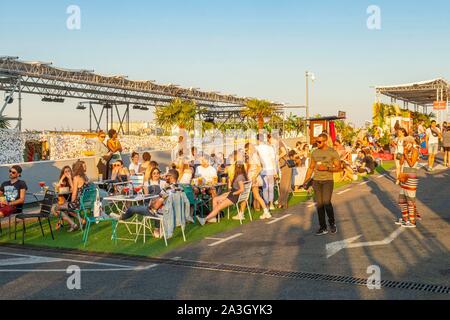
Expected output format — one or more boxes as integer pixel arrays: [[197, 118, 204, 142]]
[[57, 160, 89, 232], [392, 128, 407, 184], [245, 143, 271, 218], [52, 166, 76, 231], [144, 167, 168, 196], [67, 160, 90, 228], [197, 163, 248, 225], [277, 140, 293, 209]]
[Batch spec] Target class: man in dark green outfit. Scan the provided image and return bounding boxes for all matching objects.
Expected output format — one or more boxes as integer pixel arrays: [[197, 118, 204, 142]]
[[303, 133, 341, 235]]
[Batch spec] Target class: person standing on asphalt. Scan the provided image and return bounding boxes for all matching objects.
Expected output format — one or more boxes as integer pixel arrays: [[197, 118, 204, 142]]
[[302, 133, 341, 235], [395, 136, 420, 228], [426, 120, 442, 171], [443, 124, 450, 168]]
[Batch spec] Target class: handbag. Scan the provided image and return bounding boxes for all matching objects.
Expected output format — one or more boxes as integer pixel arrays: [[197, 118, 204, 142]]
[[395, 153, 403, 161], [286, 159, 297, 168]]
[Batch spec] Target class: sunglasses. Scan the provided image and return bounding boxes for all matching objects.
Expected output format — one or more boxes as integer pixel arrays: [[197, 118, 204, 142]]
[[9, 170, 18, 174], [316, 140, 325, 144]]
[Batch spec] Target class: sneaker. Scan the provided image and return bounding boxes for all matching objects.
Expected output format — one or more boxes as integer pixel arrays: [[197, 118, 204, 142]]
[[416, 214, 422, 221], [315, 228, 328, 236], [232, 215, 244, 221], [209, 217, 218, 223], [401, 221, 417, 228], [259, 214, 268, 220], [109, 212, 121, 220], [395, 180, 400, 185], [330, 225, 337, 234], [394, 218, 405, 225], [197, 217, 206, 226], [68, 224, 79, 233]]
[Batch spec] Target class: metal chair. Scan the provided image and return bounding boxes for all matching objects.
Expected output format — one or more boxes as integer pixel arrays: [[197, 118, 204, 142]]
[[80, 188, 118, 246], [180, 184, 206, 223], [14, 190, 56, 244], [227, 181, 253, 225]]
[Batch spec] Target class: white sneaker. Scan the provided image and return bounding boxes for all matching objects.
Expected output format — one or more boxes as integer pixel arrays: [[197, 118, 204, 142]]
[[263, 208, 272, 219], [109, 212, 121, 220], [209, 217, 218, 223], [269, 204, 275, 210], [401, 221, 417, 228], [232, 215, 244, 221]]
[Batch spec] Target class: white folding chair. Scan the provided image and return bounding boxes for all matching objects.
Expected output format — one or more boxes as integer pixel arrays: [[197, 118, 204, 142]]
[[141, 191, 187, 246], [227, 181, 253, 225]]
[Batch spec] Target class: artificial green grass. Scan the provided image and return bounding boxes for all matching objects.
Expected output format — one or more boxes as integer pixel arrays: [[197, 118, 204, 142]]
[[0, 161, 394, 258]]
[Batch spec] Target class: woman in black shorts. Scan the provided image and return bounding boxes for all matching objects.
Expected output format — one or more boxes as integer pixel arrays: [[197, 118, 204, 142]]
[[197, 163, 248, 226]]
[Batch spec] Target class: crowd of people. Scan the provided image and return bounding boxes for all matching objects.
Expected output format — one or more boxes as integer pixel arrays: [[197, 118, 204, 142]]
[[1, 120, 448, 239]]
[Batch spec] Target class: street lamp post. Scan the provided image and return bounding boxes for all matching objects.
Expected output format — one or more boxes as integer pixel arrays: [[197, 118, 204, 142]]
[[305, 71, 315, 144]]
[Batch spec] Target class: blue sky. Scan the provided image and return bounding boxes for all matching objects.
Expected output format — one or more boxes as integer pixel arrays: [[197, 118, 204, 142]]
[[1, 0, 449, 130]]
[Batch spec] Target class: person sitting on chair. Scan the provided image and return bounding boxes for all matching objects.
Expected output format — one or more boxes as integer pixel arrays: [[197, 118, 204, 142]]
[[0, 165, 27, 220], [197, 163, 248, 225], [117, 169, 180, 238]]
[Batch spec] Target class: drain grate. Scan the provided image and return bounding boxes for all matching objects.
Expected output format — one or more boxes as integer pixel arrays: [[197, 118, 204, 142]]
[[152, 258, 450, 295]]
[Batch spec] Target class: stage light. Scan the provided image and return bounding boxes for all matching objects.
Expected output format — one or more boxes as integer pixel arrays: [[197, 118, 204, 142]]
[[140, 106, 149, 111]]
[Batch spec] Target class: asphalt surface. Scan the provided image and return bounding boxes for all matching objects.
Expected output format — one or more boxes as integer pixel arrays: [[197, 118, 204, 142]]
[[0, 161, 449, 300]]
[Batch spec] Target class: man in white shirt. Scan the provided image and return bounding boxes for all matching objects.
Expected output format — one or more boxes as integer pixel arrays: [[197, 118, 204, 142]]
[[255, 134, 277, 210], [195, 156, 218, 183], [426, 120, 442, 171], [128, 152, 141, 175]]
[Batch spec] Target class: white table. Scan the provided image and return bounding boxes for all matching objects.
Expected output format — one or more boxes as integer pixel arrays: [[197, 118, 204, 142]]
[[103, 194, 159, 242]]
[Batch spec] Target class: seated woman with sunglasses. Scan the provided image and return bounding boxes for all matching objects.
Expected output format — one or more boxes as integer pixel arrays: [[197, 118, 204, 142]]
[[144, 167, 168, 196], [111, 160, 130, 183]]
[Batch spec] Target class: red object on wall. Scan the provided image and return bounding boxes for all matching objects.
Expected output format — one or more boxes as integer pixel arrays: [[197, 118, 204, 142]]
[[329, 121, 336, 143]]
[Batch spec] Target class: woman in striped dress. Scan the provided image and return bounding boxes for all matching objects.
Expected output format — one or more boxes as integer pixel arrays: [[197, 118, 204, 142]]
[[395, 136, 420, 228]]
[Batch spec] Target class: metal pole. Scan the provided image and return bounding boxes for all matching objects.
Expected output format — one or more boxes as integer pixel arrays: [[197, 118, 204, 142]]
[[305, 71, 310, 144], [127, 104, 130, 135], [89, 103, 92, 132], [18, 78, 22, 131]]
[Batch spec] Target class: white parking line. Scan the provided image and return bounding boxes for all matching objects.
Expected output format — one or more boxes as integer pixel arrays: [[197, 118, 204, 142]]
[[207, 233, 243, 247], [337, 189, 351, 195], [0, 252, 157, 272], [377, 174, 387, 179], [359, 181, 370, 186], [0, 264, 159, 273], [307, 202, 316, 208], [267, 214, 292, 225]]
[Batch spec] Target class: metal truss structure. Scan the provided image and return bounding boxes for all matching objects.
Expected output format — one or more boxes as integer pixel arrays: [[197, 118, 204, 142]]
[[0, 56, 281, 131], [376, 78, 449, 113]]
